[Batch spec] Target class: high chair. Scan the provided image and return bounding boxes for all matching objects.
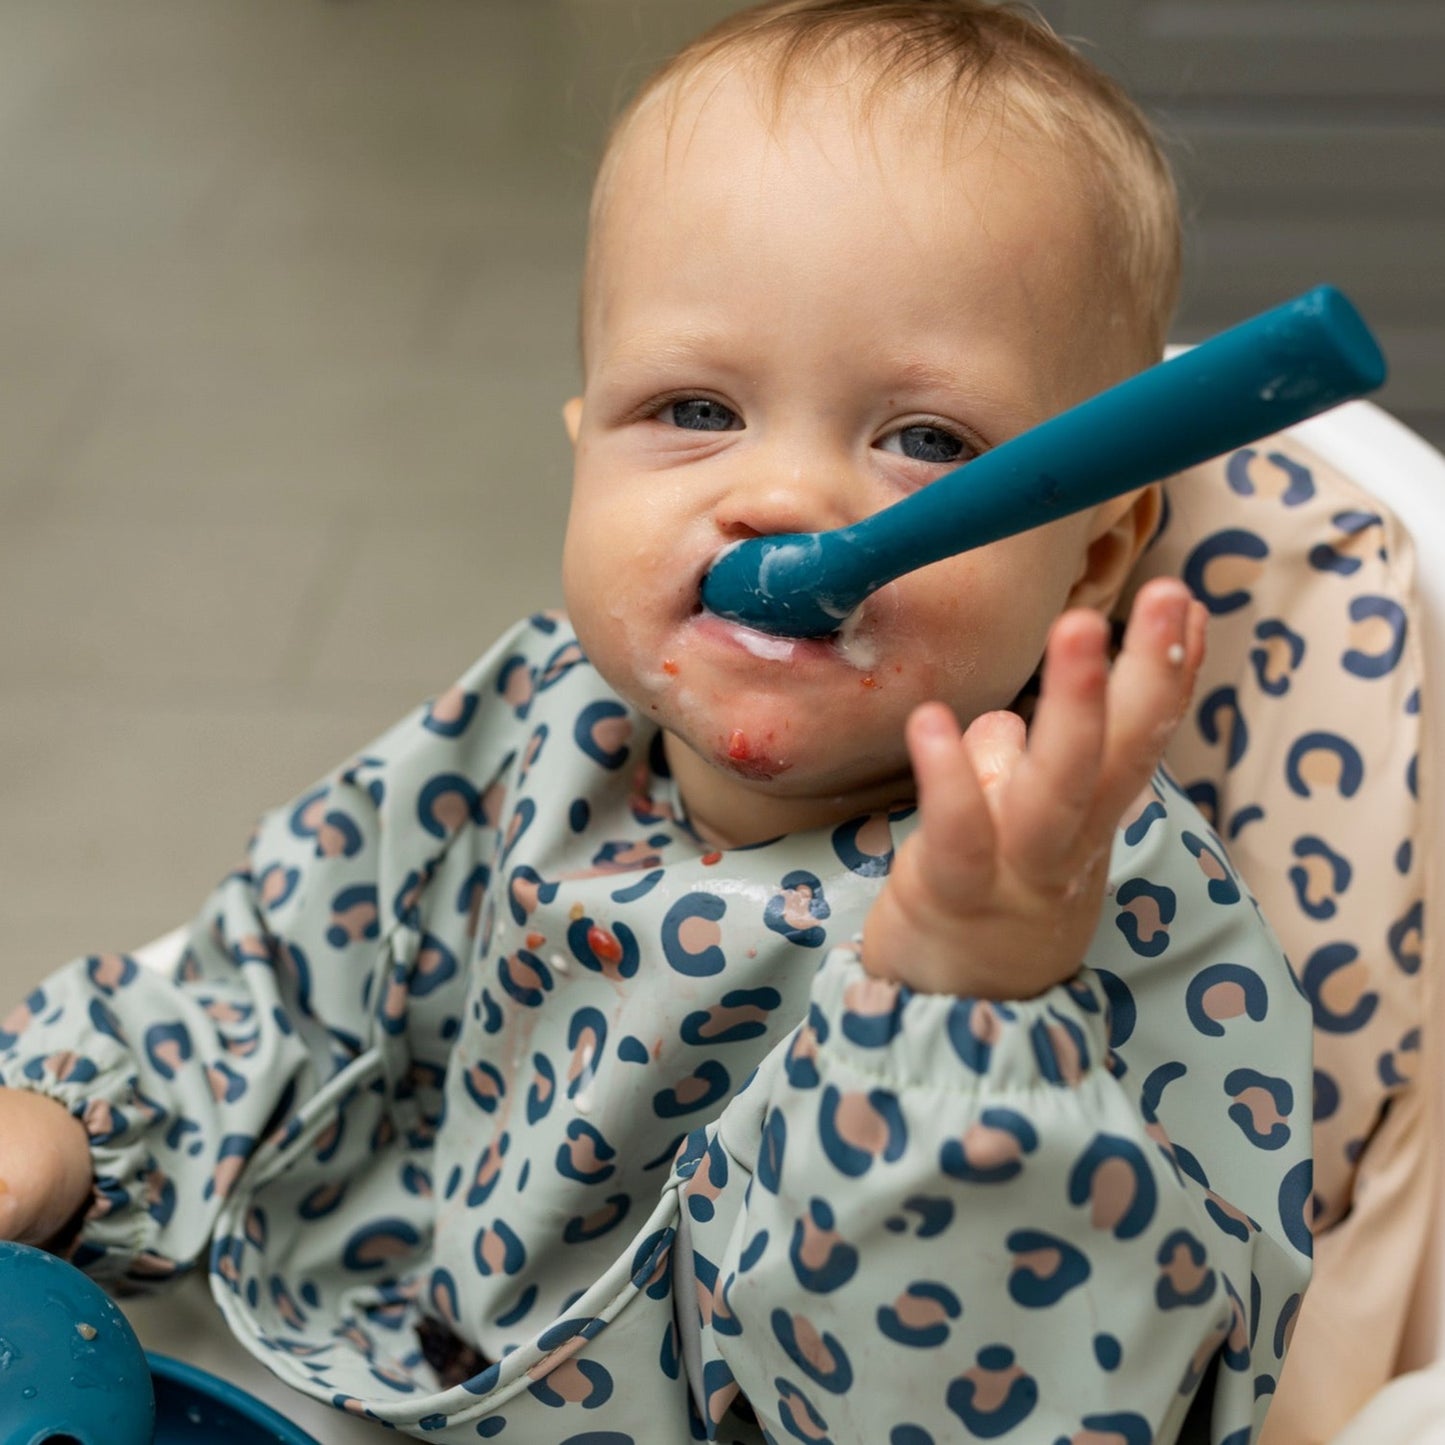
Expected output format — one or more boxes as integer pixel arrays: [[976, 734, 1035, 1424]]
[[123, 397, 1444, 1441], [1115, 388, 1445, 1444]]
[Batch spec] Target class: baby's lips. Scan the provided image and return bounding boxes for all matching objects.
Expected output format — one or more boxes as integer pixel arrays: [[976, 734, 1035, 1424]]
[[691, 539, 741, 616]]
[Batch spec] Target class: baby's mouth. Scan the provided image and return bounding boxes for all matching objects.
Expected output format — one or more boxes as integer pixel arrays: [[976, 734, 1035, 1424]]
[[709, 615, 804, 661], [686, 604, 880, 674], [684, 547, 880, 670]]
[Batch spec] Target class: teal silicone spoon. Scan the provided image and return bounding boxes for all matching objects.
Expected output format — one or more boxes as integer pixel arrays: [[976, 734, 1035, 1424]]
[[699, 285, 1387, 637]]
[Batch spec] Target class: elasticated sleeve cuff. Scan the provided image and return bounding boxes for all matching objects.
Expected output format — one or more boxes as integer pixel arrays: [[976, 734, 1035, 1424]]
[[2, 983, 168, 1279], [805, 943, 1114, 1095]]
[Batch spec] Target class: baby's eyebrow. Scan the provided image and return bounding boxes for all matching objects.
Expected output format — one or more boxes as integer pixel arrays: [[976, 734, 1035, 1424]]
[[880, 354, 1018, 404], [884, 357, 969, 391], [597, 328, 731, 375], [878, 356, 1036, 432]]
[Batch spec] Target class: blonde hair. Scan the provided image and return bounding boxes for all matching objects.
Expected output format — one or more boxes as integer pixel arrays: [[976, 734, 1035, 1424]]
[[583, 0, 1181, 365]]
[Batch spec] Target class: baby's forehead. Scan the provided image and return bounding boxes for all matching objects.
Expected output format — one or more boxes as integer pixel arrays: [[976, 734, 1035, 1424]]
[[594, 56, 1087, 286], [615, 48, 1037, 176], [579, 44, 1141, 379]]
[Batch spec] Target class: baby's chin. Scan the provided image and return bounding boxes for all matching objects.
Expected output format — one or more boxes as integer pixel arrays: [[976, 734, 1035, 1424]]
[[572, 604, 915, 801], [659, 722, 918, 850], [658, 695, 914, 808], [636, 682, 803, 785]]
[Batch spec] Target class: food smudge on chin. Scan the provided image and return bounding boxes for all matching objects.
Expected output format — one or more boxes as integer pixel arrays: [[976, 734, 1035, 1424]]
[[721, 728, 789, 781]]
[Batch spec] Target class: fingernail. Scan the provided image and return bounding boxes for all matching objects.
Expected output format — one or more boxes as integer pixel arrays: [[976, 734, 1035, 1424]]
[[1159, 591, 1189, 652]]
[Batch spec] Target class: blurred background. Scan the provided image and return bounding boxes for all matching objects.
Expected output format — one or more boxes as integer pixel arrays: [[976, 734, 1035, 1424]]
[[1, 0, 1441, 989]]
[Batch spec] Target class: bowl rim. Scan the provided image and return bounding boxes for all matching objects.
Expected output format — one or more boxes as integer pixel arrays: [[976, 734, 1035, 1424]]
[[145, 1351, 324, 1444]]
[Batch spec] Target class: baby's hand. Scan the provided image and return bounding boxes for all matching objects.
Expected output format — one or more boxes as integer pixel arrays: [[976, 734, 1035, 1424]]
[[0, 1086, 93, 1250], [862, 578, 1206, 999]]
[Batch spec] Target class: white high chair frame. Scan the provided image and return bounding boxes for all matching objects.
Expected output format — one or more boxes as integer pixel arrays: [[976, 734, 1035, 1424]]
[[124, 397, 1445, 1441], [1297, 399, 1445, 1442]]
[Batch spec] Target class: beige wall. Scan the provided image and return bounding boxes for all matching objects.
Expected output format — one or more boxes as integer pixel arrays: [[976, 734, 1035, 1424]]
[[1033, 0, 1444, 447], [0, 0, 1437, 993], [0, 0, 738, 983]]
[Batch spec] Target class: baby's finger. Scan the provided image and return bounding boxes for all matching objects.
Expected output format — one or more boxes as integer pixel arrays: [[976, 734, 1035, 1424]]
[[961, 708, 1027, 823], [905, 701, 998, 905], [1097, 578, 1204, 818], [1005, 609, 1111, 877]]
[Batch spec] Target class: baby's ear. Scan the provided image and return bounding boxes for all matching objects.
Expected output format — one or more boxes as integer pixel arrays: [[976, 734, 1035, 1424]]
[[1066, 483, 1163, 612], [562, 397, 583, 446]]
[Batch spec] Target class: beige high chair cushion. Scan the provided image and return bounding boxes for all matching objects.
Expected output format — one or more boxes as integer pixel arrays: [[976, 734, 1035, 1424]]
[[1116, 433, 1432, 1442]]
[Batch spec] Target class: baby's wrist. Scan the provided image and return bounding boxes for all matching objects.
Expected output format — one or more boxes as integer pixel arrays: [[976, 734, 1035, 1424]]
[[859, 926, 1080, 1001], [817, 950, 1110, 1096]]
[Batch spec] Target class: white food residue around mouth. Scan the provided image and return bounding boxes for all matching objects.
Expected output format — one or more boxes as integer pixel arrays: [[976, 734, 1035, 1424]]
[[729, 625, 801, 661], [834, 609, 879, 671]]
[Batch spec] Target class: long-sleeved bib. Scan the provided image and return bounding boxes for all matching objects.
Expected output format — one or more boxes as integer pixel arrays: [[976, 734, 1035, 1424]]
[[0, 613, 1313, 1442]]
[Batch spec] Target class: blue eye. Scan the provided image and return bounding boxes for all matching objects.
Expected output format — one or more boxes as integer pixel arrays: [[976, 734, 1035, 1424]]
[[882, 423, 969, 465], [665, 398, 740, 432]]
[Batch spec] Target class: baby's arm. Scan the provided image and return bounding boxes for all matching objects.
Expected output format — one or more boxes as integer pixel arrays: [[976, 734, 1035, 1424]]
[[664, 579, 1312, 1442], [0, 762, 392, 1283], [685, 908, 1312, 1443], [864, 576, 1207, 999], [0, 617, 542, 1285]]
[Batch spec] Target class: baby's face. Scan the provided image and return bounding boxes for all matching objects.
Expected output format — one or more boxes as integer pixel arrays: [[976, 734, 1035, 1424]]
[[563, 64, 1146, 842]]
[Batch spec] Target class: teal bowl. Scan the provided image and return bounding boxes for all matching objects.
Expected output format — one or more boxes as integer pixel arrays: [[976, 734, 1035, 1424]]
[[0, 1240, 320, 1445], [147, 1351, 323, 1444]]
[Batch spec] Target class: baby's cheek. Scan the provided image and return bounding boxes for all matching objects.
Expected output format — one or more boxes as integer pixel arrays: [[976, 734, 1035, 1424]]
[[589, 630, 662, 717], [854, 661, 909, 696], [919, 577, 1054, 705], [904, 649, 1012, 731]]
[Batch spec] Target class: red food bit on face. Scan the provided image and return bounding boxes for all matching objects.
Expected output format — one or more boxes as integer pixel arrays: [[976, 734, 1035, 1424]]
[[587, 925, 624, 965], [661, 658, 679, 676], [525, 932, 546, 949], [720, 726, 788, 780], [701, 851, 723, 866]]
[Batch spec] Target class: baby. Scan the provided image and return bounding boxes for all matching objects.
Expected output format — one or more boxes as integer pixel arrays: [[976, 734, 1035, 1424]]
[[0, 3, 1312, 1442]]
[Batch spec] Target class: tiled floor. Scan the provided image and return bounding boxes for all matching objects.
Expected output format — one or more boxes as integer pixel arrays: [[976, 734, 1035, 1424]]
[[0, 0, 738, 983]]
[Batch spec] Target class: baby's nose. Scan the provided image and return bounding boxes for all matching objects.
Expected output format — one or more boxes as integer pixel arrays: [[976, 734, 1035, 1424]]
[[711, 454, 857, 540]]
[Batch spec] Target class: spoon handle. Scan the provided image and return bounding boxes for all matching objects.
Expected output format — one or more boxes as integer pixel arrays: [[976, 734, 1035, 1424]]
[[848, 285, 1385, 577], [701, 286, 1387, 634]]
